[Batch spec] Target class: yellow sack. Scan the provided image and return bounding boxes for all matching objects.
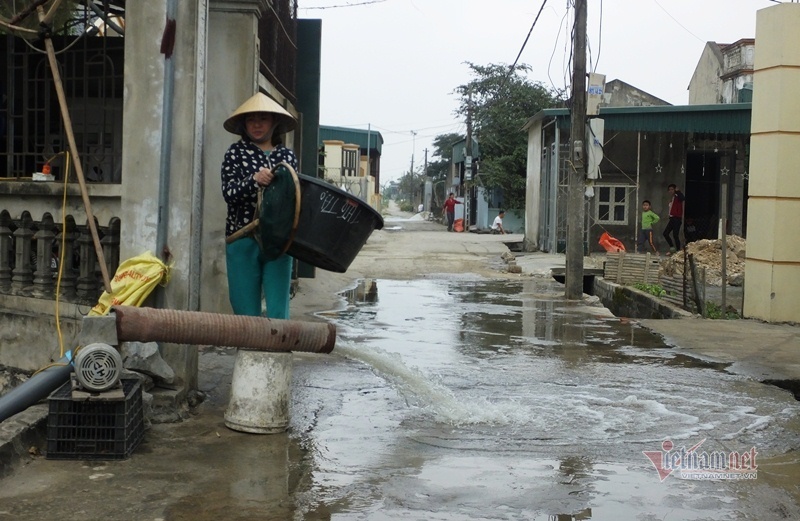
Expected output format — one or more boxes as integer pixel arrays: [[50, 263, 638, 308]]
[[88, 252, 171, 316]]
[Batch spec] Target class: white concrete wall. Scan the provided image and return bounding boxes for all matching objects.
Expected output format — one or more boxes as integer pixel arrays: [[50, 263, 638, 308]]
[[121, 1, 210, 390], [322, 140, 344, 180], [202, 2, 262, 316], [688, 44, 723, 105], [524, 120, 543, 251]]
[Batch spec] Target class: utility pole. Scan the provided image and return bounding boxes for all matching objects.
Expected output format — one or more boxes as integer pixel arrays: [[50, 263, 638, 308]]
[[465, 89, 473, 230], [410, 130, 417, 175], [424, 148, 429, 211], [566, 0, 587, 299], [366, 123, 371, 177]]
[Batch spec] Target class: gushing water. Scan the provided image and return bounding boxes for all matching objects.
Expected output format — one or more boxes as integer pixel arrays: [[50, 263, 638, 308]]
[[335, 341, 529, 426]]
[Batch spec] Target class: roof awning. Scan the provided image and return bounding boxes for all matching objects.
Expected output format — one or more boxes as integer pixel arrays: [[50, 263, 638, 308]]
[[523, 103, 752, 135], [320, 125, 384, 154]]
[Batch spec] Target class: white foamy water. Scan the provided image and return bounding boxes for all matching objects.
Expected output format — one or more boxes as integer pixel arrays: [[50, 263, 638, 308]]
[[335, 341, 530, 426]]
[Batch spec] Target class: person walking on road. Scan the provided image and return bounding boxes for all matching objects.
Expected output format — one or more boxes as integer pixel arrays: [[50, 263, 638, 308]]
[[638, 200, 660, 253], [491, 210, 507, 235], [663, 183, 685, 252], [442, 192, 462, 232]]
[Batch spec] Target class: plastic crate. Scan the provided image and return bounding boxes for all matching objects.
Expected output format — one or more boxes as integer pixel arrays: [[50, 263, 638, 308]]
[[46, 378, 144, 460]]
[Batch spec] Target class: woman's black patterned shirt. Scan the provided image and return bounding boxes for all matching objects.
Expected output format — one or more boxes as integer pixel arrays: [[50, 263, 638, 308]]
[[220, 140, 298, 237]]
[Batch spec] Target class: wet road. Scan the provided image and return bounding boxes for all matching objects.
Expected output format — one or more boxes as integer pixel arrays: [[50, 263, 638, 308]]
[[2, 274, 800, 520], [291, 276, 800, 520]]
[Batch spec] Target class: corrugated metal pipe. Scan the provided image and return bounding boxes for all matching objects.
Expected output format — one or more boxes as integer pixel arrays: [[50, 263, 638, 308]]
[[113, 306, 336, 354]]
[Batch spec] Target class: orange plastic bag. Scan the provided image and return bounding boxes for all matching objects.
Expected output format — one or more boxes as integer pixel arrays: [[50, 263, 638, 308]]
[[453, 218, 464, 232], [599, 231, 626, 252]]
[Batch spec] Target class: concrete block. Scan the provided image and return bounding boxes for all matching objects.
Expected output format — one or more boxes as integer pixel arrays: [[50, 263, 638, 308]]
[[76, 313, 118, 347], [121, 341, 175, 385]]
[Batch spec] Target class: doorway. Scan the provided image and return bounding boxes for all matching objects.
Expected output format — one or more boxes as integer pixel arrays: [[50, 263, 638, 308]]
[[684, 152, 720, 242]]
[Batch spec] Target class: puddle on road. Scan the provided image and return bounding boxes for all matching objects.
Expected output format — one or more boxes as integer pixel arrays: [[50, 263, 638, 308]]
[[289, 276, 800, 520]]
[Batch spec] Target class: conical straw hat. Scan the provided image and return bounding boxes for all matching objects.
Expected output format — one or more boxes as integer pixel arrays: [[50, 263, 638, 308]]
[[224, 92, 296, 134]]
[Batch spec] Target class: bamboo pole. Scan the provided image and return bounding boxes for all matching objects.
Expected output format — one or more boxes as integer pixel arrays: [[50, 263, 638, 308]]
[[36, 5, 112, 293]]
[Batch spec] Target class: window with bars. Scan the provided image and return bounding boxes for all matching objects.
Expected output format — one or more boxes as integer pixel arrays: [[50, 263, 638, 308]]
[[342, 148, 358, 177], [596, 185, 630, 224], [1, 22, 124, 182]]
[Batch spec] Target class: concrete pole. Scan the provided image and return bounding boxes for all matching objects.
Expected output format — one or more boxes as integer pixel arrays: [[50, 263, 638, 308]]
[[465, 91, 473, 230], [743, 3, 800, 322], [566, 0, 587, 299]]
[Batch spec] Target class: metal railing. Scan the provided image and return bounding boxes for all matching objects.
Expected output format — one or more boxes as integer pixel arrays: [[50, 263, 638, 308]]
[[257, 0, 298, 104]]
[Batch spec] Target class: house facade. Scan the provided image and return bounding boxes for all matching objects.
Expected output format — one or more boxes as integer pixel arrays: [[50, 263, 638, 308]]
[[0, 1, 322, 406], [318, 125, 383, 211], [600, 79, 671, 108], [523, 104, 751, 254]]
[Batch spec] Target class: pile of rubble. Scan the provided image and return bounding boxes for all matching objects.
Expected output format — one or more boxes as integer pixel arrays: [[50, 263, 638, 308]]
[[661, 235, 746, 286]]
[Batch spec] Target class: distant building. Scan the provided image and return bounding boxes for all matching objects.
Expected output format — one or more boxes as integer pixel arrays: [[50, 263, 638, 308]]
[[600, 79, 671, 108], [523, 73, 751, 255], [319, 125, 383, 211], [689, 39, 755, 104]]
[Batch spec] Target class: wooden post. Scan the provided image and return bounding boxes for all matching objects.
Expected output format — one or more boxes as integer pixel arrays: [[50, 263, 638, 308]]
[[36, 6, 112, 294], [688, 254, 706, 317], [720, 171, 728, 311]]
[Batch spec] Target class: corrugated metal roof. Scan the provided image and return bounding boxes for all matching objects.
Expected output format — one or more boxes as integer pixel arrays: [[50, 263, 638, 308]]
[[523, 103, 752, 135], [319, 125, 384, 153]]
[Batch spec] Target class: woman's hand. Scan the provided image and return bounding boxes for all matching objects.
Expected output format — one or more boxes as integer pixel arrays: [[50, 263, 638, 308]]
[[253, 167, 274, 187]]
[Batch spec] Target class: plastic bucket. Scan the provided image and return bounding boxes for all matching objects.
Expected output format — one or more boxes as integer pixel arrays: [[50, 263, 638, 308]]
[[224, 350, 292, 434], [287, 174, 384, 273]]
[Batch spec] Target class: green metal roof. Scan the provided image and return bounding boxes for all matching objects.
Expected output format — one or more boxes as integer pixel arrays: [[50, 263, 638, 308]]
[[523, 103, 752, 135], [319, 125, 384, 154]]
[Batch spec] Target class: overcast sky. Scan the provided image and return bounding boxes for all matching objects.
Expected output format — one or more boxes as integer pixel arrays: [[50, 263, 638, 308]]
[[298, 0, 779, 183]]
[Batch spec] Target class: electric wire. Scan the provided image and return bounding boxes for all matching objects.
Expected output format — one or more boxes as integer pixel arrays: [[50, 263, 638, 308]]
[[497, 0, 549, 94], [9, 0, 93, 55], [547, 5, 571, 95], [266, 1, 298, 50], [565, 4, 575, 100], [301, 0, 389, 9], [55, 151, 71, 358], [652, 0, 704, 43], [594, 0, 603, 72]]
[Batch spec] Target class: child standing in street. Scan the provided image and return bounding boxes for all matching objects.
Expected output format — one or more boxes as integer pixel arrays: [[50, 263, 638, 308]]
[[638, 200, 660, 253]]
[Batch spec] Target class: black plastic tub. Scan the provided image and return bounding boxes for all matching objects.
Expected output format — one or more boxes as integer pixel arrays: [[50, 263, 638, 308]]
[[287, 174, 384, 273]]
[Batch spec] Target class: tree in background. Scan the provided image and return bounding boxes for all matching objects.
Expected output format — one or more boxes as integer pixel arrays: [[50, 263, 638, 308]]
[[393, 168, 426, 213], [426, 132, 463, 213], [453, 62, 563, 210]]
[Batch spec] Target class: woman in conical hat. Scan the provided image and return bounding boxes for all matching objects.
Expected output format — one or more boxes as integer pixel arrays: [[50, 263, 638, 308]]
[[220, 92, 297, 318]]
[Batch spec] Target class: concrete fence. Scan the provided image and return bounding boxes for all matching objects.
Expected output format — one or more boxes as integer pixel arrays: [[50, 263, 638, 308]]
[[0, 209, 120, 306]]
